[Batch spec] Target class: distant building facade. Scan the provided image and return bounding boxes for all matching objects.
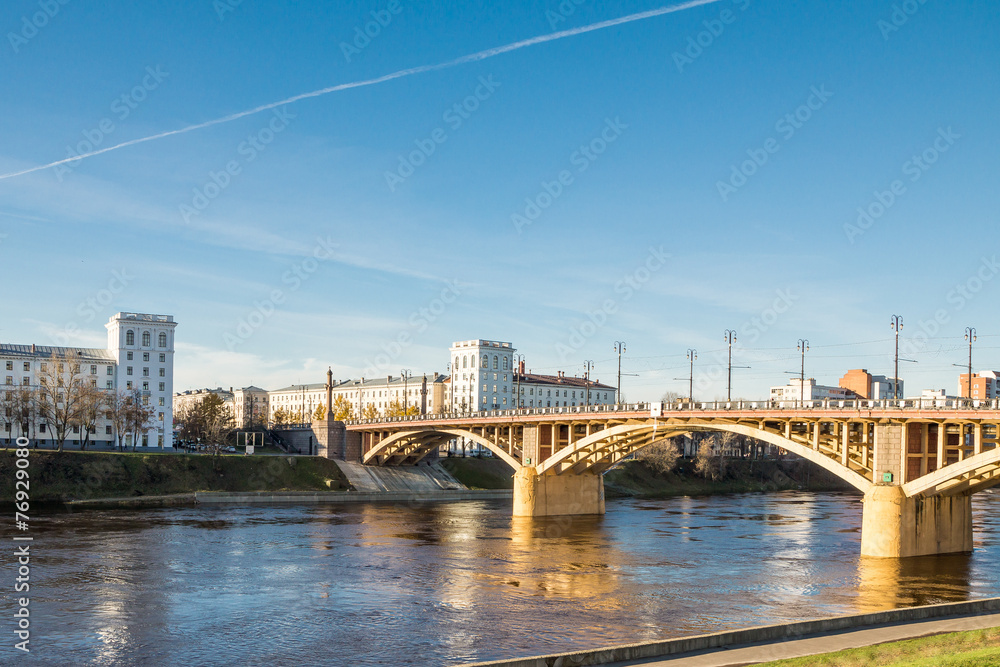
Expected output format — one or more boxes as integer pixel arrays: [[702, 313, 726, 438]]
[[838, 369, 903, 400], [770, 378, 853, 402], [957, 371, 1000, 400], [2, 312, 177, 448]]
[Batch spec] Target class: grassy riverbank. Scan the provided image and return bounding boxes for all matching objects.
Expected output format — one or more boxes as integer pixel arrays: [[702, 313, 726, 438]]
[[0, 450, 350, 502], [756, 626, 1000, 666], [438, 455, 852, 497]]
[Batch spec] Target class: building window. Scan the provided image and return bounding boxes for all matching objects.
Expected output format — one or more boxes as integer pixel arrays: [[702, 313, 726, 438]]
[[127, 367, 133, 375], [22, 377, 30, 386], [143, 382, 149, 391], [39, 424, 46, 433], [158, 435, 163, 447], [127, 352, 133, 361], [127, 381, 133, 390], [143, 368, 149, 377], [106, 425, 112, 435], [142, 434, 148, 446], [126, 330, 135, 345], [106, 380, 113, 389], [493, 355, 498, 370], [4, 376, 11, 385], [23, 362, 29, 371], [142, 331, 151, 347], [4, 361, 11, 371], [90, 365, 97, 375], [143, 352, 149, 362], [159, 397, 164, 406], [107, 366, 113, 375], [158, 332, 167, 348], [159, 353, 165, 363]]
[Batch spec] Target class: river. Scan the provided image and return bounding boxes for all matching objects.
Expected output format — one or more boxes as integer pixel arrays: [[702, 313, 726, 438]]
[[6, 491, 999, 666]]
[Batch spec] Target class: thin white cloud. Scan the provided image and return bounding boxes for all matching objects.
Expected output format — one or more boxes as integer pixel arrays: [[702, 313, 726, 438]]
[[0, 0, 721, 181]]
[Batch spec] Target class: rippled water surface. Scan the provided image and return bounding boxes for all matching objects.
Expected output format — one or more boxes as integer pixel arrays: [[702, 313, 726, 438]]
[[6, 491, 1000, 666]]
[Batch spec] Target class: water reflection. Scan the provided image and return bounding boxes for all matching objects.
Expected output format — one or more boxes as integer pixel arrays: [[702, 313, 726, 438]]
[[10, 493, 1000, 666], [856, 553, 973, 612]]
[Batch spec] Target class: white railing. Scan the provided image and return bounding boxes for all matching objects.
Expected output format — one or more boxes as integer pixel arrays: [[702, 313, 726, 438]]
[[343, 398, 1000, 425]]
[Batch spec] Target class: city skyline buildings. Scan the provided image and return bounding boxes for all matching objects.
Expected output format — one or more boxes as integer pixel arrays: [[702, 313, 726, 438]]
[[1, 2, 997, 401]]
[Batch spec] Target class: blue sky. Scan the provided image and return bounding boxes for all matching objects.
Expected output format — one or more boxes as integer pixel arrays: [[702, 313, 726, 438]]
[[1, 0, 998, 400]]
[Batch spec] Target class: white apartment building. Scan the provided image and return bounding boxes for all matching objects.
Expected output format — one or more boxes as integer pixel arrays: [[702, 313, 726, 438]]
[[266, 373, 450, 423], [2, 312, 177, 447], [770, 378, 853, 403]]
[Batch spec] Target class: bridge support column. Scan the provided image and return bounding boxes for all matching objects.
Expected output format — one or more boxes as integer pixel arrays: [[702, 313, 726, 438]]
[[861, 485, 973, 558], [513, 467, 605, 517]]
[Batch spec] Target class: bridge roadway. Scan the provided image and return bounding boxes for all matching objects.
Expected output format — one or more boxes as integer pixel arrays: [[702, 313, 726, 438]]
[[329, 398, 1000, 558]]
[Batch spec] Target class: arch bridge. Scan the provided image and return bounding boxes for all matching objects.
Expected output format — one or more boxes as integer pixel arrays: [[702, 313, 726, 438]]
[[343, 399, 1000, 558]]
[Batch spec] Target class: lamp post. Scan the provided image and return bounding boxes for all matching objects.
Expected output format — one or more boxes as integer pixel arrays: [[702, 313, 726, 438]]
[[686, 349, 697, 405], [446, 362, 455, 414], [613, 341, 626, 405], [965, 327, 977, 402], [890, 315, 903, 400], [583, 360, 594, 407], [797, 339, 809, 408], [513, 353, 525, 409], [724, 330, 737, 402], [400, 369, 412, 416]]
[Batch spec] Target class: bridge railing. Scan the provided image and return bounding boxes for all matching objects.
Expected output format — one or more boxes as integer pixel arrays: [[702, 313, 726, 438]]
[[343, 397, 1000, 425]]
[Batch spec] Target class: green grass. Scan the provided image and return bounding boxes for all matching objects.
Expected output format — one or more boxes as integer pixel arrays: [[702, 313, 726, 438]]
[[440, 457, 515, 489], [0, 450, 350, 502], [754, 627, 1000, 666]]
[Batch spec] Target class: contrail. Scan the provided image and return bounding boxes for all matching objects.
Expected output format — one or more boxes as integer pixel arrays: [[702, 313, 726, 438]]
[[0, 0, 720, 181]]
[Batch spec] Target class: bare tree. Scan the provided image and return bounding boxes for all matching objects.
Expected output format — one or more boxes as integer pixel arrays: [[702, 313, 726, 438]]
[[36, 354, 87, 451], [76, 384, 108, 451], [637, 439, 682, 474], [107, 390, 132, 451], [127, 388, 156, 451], [694, 435, 727, 481]]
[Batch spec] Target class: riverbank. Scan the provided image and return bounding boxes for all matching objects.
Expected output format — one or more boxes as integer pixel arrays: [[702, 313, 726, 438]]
[[438, 455, 853, 497], [0, 450, 350, 502]]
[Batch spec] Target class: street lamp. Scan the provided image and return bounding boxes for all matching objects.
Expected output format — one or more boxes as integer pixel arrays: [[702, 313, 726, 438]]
[[686, 349, 697, 405], [613, 341, 626, 405], [797, 339, 809, 408], [513, 353, 525, 409], [446, 362, 455, 414], [583, 360, 594, 407], [890, 315, 903, 400], [400, 368, 412, 416], [724, 330, 736, 402], [965, 327, 977, 402]]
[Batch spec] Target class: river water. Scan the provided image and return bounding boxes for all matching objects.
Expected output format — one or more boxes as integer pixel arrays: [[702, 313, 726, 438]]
[[6, 491, 1000, 666]]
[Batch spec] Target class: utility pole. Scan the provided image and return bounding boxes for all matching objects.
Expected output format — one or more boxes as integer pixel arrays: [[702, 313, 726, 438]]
[[890, 315, 903, 400], [613, 341, 626, 405], [965, 327, 977, 402], [583, 360, 594, 407], [724, 330, 736, 402], [686, 349, 697, 405], [513, 353, 524, 409], [797, 339, 809, 408], [400, 368, 411, 415]]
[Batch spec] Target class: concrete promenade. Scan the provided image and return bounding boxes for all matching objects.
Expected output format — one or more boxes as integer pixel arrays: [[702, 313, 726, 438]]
[[461, 598, 1000, 667]]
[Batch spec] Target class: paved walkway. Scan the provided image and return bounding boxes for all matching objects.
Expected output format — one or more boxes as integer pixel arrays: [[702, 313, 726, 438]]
[[605, 611, 1000, 666]]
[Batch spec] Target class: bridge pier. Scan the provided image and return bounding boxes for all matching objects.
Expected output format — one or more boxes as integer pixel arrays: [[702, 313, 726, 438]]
[[861, 486, 973, 558], [513, 467, 605, 517]]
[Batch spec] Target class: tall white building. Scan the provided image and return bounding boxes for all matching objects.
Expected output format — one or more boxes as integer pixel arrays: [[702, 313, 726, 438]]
[[450, 339, 516, 410], [2, 312, 177, 448]]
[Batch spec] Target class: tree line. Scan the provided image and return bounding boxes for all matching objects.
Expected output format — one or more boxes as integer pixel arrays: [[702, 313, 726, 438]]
[[1, 354, 156, 451]]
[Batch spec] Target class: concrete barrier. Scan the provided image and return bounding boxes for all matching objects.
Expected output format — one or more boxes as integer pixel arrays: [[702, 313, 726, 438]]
[[460, 597, 1000, 667]]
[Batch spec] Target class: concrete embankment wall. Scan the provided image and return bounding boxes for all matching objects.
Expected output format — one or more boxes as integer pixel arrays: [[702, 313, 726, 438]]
[[196, 490, 512, 504], [461, 597, 1000, 667], [333, 460, 466, 493]]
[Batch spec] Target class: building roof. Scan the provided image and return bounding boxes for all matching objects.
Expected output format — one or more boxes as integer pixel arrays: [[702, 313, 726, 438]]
[[515, 372, 615, 391], [0, 344, 116, 363]]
